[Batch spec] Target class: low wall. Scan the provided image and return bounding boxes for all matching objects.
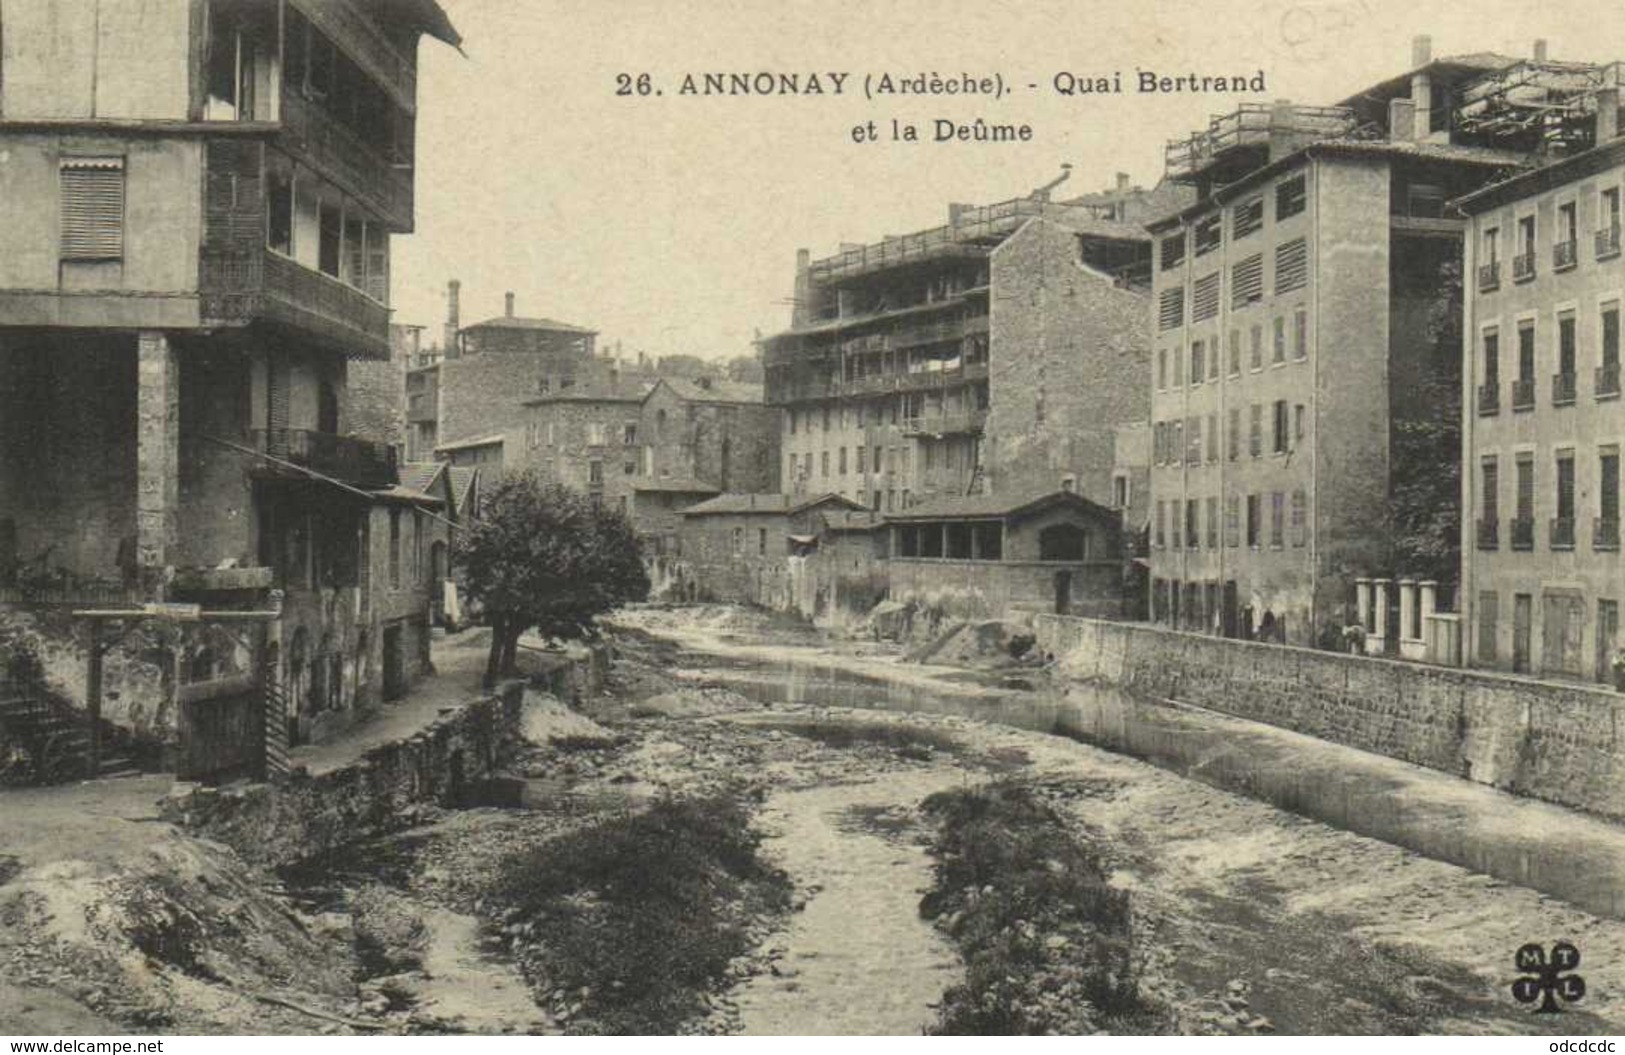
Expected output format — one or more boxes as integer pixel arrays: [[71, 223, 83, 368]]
[[890, 558, 1122, 620], [161, 682, 527, 868], [1031, 614, 1625, 820]]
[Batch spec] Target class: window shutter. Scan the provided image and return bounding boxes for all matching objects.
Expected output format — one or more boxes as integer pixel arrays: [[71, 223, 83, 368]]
[[1274, 237, 1308, 294], [60, 157, 126, 260]]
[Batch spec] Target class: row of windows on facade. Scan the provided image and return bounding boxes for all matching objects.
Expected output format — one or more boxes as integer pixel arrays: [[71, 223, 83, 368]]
[[1476, 447, 1621, 551], [265, 170, 389, 303], [840, 334, 989, 383], [787, 391, 984, 435], [1477, 303, 1622, 409], [526, 421, 643, 448], [1157, 305, 1310, 389], [1476, 590, 1618, 684], [1159, 175, 1308, 272], [1153, 490, 1308, 551], [275, 507, 430, 592], [1152, 400, 1306, 466], [1158, 237, 1309, 331], [1479, 185, 1623, 285], [788, 443, 920, 481]]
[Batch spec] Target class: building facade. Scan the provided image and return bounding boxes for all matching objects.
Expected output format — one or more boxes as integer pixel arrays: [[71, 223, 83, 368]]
[[1458, 94, 1625, 683], [761, 174, 1176, 525], [1145, 38, 1614, 648], [0, 0, 458, 774]]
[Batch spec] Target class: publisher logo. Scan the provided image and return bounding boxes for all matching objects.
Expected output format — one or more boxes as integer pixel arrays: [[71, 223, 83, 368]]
[[1513, 941, 1585, 1013]]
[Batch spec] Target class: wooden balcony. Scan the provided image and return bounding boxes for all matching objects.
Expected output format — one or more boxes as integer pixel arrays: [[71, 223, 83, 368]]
[[251, 428, 397, 489], [200, 248, 391, 359], [900, 409, 989, 437], [1165, 104, 1356, 182], [808, 198, 1043, 281], [289, 0, 418, 113], [279, 92, 413, 232]]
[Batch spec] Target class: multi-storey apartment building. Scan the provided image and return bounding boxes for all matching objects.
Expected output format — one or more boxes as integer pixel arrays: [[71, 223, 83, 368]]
[[0, 0, 458, 771], [1146, 37, 1612, 648], [761, 173, 1177, 528], [1457, 84, 1625, 682]]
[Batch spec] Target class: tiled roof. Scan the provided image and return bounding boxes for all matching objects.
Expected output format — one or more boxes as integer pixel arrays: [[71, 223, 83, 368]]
[[524, 378, 654, 405], [632, 477, 722, 494], [397, 461, 447, 495], [448, 467, 479, 517], [435, 433, 505, 452], [885, 489, 1118, 523], [462, 315, 598, 334], [681, 492, 866, 517]]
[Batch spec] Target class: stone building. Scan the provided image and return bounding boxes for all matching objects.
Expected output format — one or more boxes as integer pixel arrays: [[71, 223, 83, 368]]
[[1145, 36, 1613, 648], [886, 491, 1127, 620], [0, 0, 459, 776], [347, 321, 424, 451], [1456, 84, 1625, 683], [673, 492, 867, 605], [513, 375, 781, 553], [761, 172, 1180, 528]]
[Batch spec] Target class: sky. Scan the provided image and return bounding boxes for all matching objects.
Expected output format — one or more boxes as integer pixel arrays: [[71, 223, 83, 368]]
[[391, 0, 1624, 362]]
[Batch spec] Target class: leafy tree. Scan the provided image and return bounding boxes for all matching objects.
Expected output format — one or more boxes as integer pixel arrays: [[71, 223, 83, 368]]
[[724, 354, 764, 383], [457, 473, 649, 686]]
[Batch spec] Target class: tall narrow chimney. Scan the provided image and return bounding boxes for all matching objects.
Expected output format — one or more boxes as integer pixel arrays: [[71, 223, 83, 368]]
[[504, 291, 515, 317], [1412, 35, 1432, 68], [443, 279, 461, 358], [1533, 39, 1549, 62], [1115, 171, 1130, 191], [792, 248, 812, 329]]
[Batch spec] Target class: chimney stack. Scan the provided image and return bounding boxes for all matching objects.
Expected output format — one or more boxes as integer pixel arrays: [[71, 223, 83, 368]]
[[443, 279, 461, 358], [1115, 171, 1130, 191], [792, 248, 812, 329], [504, 291, 515, 318], [1533, 39, 1549, 62], [1599, 87, 1621, 143], [1412, 35, 1432, 68]]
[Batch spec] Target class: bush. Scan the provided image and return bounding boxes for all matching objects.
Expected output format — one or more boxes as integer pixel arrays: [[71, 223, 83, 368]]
[[485, 794, 790, 1034], [919, 782, 1166, 1035]]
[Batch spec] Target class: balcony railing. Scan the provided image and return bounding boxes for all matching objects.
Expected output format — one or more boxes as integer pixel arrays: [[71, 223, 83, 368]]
[[1554, 239, 1579, 271], [1476, 382, 1500, 416], [1550, 516, 1576, 549], [1477, 261, 1500, 292], [1511, 516, 1535, 550], [1476, 517, 1499, 550], [201, 248, 391, 359], [837, 360, 990, 399], [1553, 371, 1578, 406], [1595, 516, 1621, 551], [1598, 362, 1622, 399], [900, 409, 989, 437], [1511, 378, 1536, 411], [808, 198, 1044, 280], [280, 92, 413, 231], [1512, 251, 1536, 282], [840, 316, 989, 356], [252, 428, 397, 489], [1165, 103, 1356, 181], [1598, 225, 1622, 260]]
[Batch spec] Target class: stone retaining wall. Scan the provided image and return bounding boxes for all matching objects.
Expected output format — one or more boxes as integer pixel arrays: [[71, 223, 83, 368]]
[[1032, 614, 1625, 820]]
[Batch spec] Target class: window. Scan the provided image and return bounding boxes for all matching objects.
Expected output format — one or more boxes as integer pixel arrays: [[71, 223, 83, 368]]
[[1233, 197, 1264, 239], [1159, 233, 1186, 271], [1270, 492, 1285, 547], [1248, 404, 1262, 458], [821, 451, 830, 477], [1601, 447, 1620, 545], [1190, 341, 1205, 384], [268, 171, 293, 254], [1155, 501, 1166, 548], [589, 459, 604, 484], [1158, 287, 1184, 331], [758, 528, 768, 556], [1481, 456, 1499, 541], [586, 422, 608, 446], [1514, 452, 1535, 549], [388, 509, 401, 589], [1228, 329, 1241, 376], [1555, 450, 1576, 546], [60, 157, 125, 260], [623, 459, 637, 475], [1292, 307, 1308, 360], [789, 410, 797, 436], [732, 527, 743, 555], [1272, 316, 1286, 363], [1187, 416, 1202, 464], [623, 423, 638, 445], [1518, 319, 1536, 382], [1290, 489, 1307, 546], [1556, 201, 1579, 267], [1483, 327, 1500, 389], [839, 447, 848, 475], [1227, 408, 1240, 461], [856, 445, 866, 474], [1192, 272, 1220, 321], [1516, 215, 1537, 279], [1272, 400, 1289, 454], [1172, 341, 1183, 386], [318, 201, 342, 277], [1558, 311, 1577, 403], [1294, 404, 1305, 444], [1276, 174, 1306, 220], [1185, 500, 1199, 549], [1249, 324, 1263, 370], [1604, 304, 1620, 368], [873, 445, 882, 473], [1157, 348, 1167, 390], [1275, 237, 1308, 294], [1206, 496, 1219, 549], [1478, 591, 1499, 663], [1224, 495, 1240, 547], [1231, 254, 1264, 308], [1246, 494, 1260, 547], [1207, 414, 1219, 462], [1194, 215, 1222, 255], [822, 406, 831, 431], [1112, 473, 1130, 508]]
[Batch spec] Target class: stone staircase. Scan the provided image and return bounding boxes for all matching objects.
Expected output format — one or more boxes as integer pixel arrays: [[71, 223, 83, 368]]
[[0, 683, 145, 783]]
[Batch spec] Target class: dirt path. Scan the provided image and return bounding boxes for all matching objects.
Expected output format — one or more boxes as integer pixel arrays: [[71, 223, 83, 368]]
[[729, 771, 965, 1036], [409, 906, 547, 1034]]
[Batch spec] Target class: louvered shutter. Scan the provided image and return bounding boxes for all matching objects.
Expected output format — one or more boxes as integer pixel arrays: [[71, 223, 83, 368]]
[[60, 157, 126, 260]]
